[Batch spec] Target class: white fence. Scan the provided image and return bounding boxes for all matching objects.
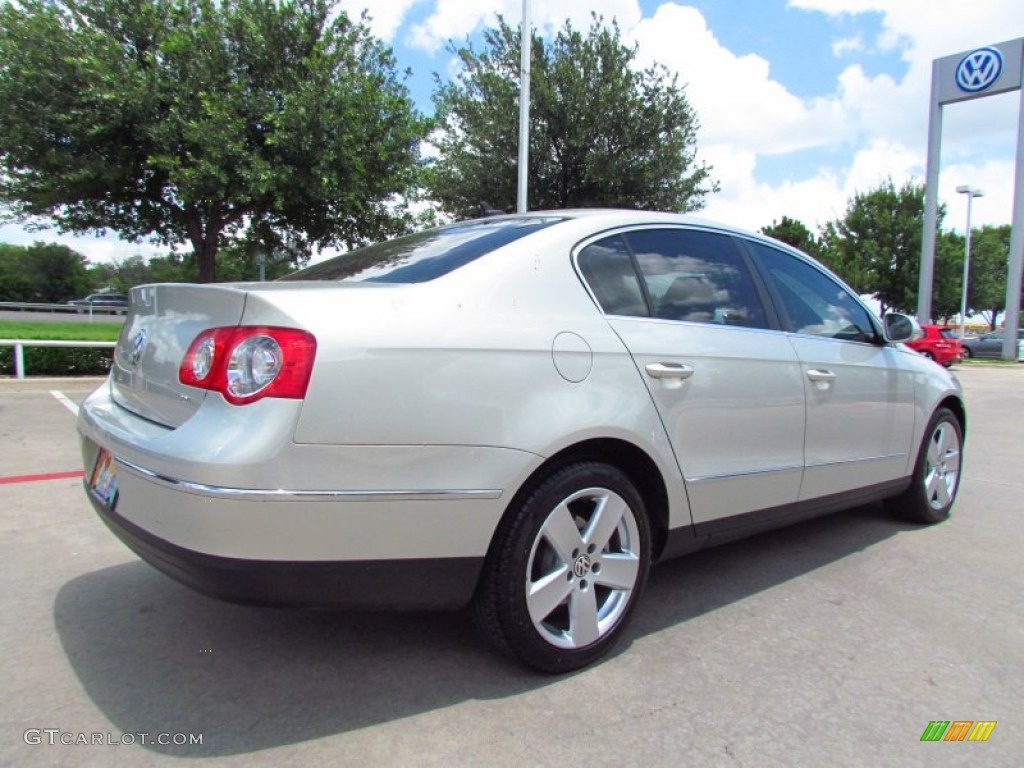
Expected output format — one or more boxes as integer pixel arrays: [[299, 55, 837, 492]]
[[0, 339, 116, 379], [0, 301, 126, 317]]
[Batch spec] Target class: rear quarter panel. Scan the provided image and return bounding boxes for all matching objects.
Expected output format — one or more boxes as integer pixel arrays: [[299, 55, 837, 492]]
[[270, 225, 691, 528]]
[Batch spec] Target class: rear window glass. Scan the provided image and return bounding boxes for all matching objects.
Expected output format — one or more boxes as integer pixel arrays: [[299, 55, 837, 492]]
[[280, 217, 565, 283], [939, 328, 957, 339]]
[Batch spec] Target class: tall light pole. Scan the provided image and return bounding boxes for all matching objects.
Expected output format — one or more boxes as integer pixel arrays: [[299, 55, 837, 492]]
[[516, 0, 531, 213], [955, 184, 984, 339]]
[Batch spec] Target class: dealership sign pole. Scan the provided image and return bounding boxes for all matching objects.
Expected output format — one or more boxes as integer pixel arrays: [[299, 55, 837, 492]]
[[918, 38, 1024, 359]]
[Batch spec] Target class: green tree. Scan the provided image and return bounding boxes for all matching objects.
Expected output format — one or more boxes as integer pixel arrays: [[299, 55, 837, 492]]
[[967, 224, 1011, 330], [761, 216, 821, 259], [0, 242, 92, 302], [107, 255, 153, 292], [818, 179, 945, 315], [143, 254, 193, 284], [0, 244, 36, 301], [932, 231, 965, 323], [0, 0, 429, 282], [428, 16, 717, 218]]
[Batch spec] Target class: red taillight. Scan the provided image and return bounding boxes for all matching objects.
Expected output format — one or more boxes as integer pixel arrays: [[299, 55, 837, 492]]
[[179, 326, 317, 405]]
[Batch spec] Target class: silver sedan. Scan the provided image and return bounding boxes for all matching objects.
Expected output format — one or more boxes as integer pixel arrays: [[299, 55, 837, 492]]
[[961, 329, 1024, 359], [78, 210, 965, 672]]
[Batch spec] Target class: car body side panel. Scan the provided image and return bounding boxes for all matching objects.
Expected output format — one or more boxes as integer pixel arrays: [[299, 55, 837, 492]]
[[277, 230, 694, 531], [788, 335, 917, 500], [609, 318, 806, 524], [897, 347, 966, 470]]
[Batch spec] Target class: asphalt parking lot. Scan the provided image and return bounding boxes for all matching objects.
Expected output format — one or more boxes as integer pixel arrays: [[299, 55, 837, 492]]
[[1, 367, 1021, 767]]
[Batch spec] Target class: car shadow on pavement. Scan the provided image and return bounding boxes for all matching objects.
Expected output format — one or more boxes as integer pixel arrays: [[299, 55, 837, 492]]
[[53, 501, 913, 757]]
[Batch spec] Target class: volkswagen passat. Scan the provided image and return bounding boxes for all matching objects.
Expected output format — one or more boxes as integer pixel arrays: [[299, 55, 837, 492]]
[[78, 210, 965, 672]]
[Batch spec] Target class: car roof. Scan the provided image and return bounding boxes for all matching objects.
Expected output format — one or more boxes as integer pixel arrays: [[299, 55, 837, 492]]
[[478, 208, 783, 248]]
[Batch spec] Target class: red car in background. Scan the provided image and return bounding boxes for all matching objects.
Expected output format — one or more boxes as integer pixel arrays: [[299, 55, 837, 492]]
[[906, 325, 963, 367]]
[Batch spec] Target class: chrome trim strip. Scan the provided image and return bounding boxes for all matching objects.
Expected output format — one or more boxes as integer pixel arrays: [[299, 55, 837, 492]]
[[687, 453, 906, 484], [114, 457, 503, 502], [804, 453, 906, 470], [688, 464, 804, 483]]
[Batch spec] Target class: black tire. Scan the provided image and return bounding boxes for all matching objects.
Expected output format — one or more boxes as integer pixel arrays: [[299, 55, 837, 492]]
[[920, 350, 934, 361], [963, 348, 973, 359], [886, 407, 963, 524], [474, 462, 651, 673]]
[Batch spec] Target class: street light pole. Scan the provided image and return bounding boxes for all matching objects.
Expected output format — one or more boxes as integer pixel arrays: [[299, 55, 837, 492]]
[[516, 0, 531, 213], [955, 185, 984, 339]]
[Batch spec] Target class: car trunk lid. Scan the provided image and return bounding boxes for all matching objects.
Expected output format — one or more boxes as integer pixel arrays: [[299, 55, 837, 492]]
[[111, 284, 249, 428]]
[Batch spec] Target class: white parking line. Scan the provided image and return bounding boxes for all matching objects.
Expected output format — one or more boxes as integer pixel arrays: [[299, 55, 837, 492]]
[[50, 390, 79, 417]]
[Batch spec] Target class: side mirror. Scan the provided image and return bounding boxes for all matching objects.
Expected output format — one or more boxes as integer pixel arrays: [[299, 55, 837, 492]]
[[883, 312, 921, 343]]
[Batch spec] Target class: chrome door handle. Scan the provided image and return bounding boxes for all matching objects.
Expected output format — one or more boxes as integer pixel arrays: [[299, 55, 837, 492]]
[[806, 369, 837, 383], [645, 362, 695, 380]]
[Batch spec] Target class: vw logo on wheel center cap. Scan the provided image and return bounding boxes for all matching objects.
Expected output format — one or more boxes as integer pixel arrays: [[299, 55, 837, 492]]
[[572, 554, 592, 578]]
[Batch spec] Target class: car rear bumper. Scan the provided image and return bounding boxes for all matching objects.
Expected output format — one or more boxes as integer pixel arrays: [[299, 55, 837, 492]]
[[86, 487, 484, 609], [77, 381, 541, 609]]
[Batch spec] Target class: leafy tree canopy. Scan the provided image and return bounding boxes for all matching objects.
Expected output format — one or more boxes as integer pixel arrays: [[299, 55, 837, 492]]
[[968, 224, 1011, 330], [0, 242, 92, 302], [427, 15, 718, 219], [0, 0, 429, 282], [929, 230, 968, 323], [818, 179, 948, 315], [761, 216, 821, 259]]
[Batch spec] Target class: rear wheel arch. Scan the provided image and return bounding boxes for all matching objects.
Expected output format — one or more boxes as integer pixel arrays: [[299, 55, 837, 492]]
[[494, 438, 670, 562]]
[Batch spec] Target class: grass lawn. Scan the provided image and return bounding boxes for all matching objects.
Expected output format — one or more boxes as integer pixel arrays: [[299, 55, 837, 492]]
[[0, 320, 122, 341]]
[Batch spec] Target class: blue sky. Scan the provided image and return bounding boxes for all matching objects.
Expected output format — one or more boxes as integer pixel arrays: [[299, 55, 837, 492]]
[[2, 0, 1021, 264]]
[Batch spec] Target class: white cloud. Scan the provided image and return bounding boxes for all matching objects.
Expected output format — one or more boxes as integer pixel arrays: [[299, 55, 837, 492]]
[[699, 144, 849, 233], [786, 0, 885, 12], [841, 138, 922, 194], [631, 4, 851, 157], [940, 158, 1018, 231], [339, 0, 425, 42], [832, 34, 864, 56], [406, 0, 642, 52]]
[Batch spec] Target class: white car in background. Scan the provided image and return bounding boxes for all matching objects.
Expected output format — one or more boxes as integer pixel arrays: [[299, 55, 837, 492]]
[[78, 210, 965, 672]]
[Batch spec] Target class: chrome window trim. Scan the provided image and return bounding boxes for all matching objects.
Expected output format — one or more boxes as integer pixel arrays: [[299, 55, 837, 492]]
[[114, 456, 503, 503]]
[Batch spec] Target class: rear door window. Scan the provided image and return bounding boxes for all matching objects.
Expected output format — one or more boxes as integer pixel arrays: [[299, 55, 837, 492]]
[[576, 236, 650, 317], [624, 229, 769, 329]]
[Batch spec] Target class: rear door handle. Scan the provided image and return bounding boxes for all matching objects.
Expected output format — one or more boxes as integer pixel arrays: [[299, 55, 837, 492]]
[[645, 362, 695, 380], [806, 369, 837, 383]]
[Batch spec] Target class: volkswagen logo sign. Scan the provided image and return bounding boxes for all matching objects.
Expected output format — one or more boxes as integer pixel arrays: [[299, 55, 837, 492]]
[[955, 47, 1003, 93], [129, 329, 147, 369]]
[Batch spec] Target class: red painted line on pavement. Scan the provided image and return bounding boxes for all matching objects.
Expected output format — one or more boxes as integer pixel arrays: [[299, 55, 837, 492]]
[[0, 470, 85, 485]]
